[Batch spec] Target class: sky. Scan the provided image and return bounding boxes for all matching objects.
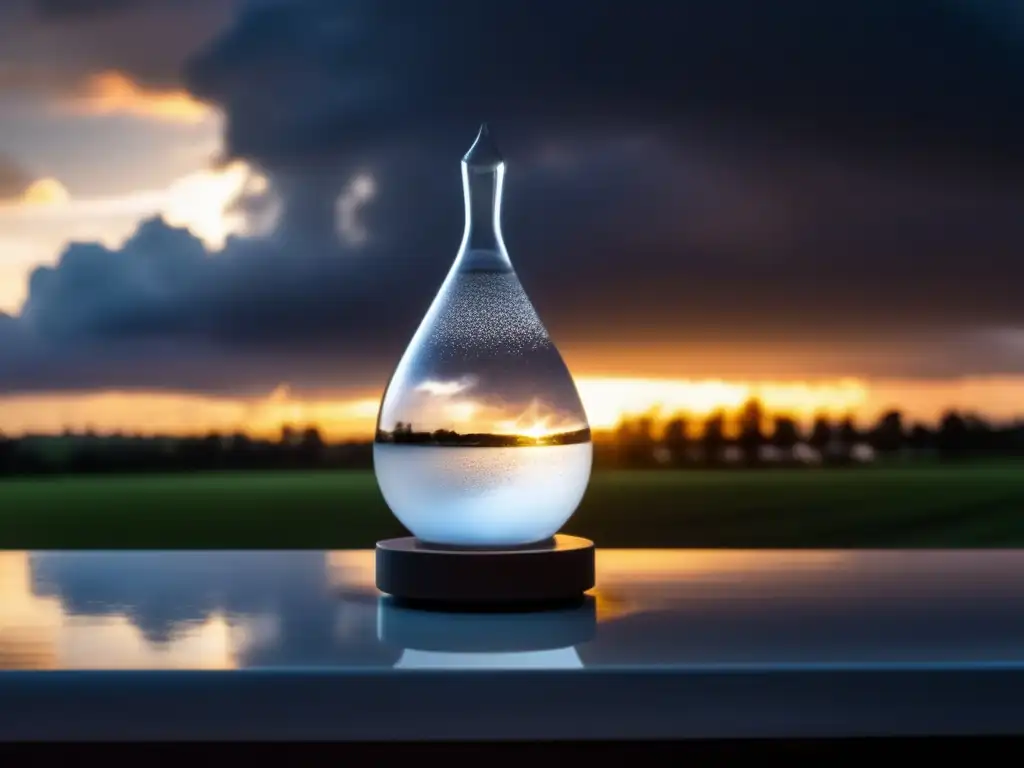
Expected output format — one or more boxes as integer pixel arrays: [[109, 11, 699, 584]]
[[0, 0, 1022, 438]]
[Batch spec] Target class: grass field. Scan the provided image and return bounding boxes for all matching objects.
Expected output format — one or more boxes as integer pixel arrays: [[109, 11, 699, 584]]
[[1, 461, 1023, 549]]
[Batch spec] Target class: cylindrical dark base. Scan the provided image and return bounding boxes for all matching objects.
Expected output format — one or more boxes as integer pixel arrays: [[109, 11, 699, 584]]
[[375, 535, 595, 610]]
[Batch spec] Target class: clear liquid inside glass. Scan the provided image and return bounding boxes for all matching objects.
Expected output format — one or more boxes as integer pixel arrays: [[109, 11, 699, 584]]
[[374, 125, 592, 547]]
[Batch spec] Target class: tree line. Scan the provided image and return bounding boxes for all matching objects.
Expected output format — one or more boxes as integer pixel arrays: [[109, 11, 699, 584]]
[[601, 399, 1024, 468], [0, 399, 1019, 477]]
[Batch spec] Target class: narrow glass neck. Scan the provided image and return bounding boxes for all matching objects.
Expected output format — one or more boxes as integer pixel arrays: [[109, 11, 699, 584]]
[[461, 162, 507, 254]]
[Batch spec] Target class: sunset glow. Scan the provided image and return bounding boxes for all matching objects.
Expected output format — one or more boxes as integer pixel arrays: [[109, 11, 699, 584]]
[[0, 374, 1019, 440], [493, 399, 586, 438], [576, 377, 870, 427], [19, 178, 71, 207], [162, 161, 274, 249], [0, 552, 268, 670], [68, 71, 212, 124]]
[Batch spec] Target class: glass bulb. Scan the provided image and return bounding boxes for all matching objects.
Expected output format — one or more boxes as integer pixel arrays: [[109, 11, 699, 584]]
[[373, 123, 592, 547]]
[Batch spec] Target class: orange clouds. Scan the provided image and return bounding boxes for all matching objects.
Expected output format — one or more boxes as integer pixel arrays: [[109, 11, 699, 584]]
[[63, 71, 211, 123]]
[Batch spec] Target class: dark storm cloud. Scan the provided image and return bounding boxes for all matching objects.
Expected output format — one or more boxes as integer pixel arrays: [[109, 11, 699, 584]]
[[180, 0, 1024, 347], [3, 0, 1024, 394], [186, 0, 1024, 165], [32, 0, 154, 18]]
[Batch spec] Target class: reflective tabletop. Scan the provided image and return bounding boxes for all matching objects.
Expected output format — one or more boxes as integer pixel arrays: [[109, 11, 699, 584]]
[[2, 549, 1024, 739]]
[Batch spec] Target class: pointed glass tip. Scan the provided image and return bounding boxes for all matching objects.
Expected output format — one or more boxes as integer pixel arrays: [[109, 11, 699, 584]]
[[462, 122, 504, 168]]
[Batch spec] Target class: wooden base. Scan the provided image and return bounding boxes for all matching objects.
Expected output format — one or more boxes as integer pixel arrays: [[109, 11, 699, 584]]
[[375, 534, 595, 610]]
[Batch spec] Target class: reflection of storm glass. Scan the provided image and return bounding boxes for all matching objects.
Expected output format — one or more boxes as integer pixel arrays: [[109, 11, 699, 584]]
[[395, 648, 584, 669], [374, 124, 592, 547]]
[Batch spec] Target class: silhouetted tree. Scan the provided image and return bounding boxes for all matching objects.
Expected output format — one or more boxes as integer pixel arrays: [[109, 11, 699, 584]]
[[616, 415, 655, 468], [809, 415, 832, 455], [0, 432, 12, 474], [613, 420, 635, 467], [771, 416, 801, 452], [907, 424, 935, 453], [937, 410, 969, 460], [226, 432, 252, 468], [701, 411, 726, 467], [963, 414, 995, 454], [871, 410, 904, 457], [1009, 423, 1024, 456], [431, 428, 457, 443], [737, 398, 766, 466], [662, 416, 690, 467], [198, 432, 224, 469], [298, 427, 326, 467], [280, 424, 297, 446], [838, 416, 859, 447]]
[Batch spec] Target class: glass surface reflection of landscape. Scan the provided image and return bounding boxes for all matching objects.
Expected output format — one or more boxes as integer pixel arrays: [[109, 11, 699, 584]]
[[374, 125, 592, 547], [5, 550, 1024, 670]]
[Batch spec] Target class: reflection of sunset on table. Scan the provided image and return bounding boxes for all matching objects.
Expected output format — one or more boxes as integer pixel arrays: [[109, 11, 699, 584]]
[[6, 549, 1024, 670], [324, 549, 854, 626], [6, 550, 1024, 740], [0, 551, 271, 671]]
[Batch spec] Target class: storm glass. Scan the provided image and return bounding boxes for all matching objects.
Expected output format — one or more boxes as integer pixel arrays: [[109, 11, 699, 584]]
[[373, 124, 592, 547]]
